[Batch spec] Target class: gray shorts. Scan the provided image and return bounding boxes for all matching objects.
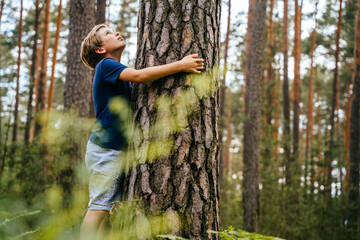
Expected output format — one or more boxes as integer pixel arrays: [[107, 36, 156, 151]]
[[85, 140, 124, 211]]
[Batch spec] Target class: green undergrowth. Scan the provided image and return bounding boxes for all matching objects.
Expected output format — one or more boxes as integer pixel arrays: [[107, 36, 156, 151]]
[[158, 226, 285, 240]]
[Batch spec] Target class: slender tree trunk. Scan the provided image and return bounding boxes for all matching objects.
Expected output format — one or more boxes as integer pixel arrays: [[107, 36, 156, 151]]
[[243, 0, 266, 232], [292, 0, 302, 162], [34, 0, 51, 138], [64, 0, 95, 117], [282, 0, 291, 169], [315, 67, 323, 189], [0, 108, 12, 178], [24, 0, 41, 145], [328, 0, 343, 196], [224, 88, 232, 172], [222, 0, 232, 174], [273, 69, 281, 157], [289, 0, 302, 187], [305, 13, 317, 190], [348, 0, 360, 238], [344, 82, 351, 189], [12, 0, 24, 143], [30, 47, 42, 142], [44, 0, 62, 142], [123, 1, 221, 239], [0, 0, 4, 154], [264, 0, 275, 126]]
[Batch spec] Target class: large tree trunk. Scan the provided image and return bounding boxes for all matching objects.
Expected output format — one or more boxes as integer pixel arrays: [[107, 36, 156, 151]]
[[282, 0, 291, 168], [64, 0, 95, 117], [122, 1, 221, 239], [12, 0, 24, 143], [243, 0, 266, 232], [34, 0, 51, 138], [348, 0, 360, 238], [24, 0, 41, 145]]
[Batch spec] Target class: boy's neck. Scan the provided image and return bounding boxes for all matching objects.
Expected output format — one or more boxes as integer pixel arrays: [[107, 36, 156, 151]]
[[104, 51, 123, 63]]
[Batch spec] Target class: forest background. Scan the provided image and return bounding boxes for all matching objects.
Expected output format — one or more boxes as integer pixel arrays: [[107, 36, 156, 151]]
[[0, 0, 360, 239]]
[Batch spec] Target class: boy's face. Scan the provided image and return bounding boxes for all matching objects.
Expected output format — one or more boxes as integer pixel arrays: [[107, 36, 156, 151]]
[[97, 27, 126, 54]]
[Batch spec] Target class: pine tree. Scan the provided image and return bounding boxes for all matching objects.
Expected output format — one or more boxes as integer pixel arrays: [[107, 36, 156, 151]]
[[328, 0, 343, 196], [24, 0, 41, 145], [223, 0, 232, 175], [282, 0, 291, 167], [243, 0, 266, 232], [11, 0, 24, 143], [44, 0, 63, 140], [34, 0, 51, 138], [64, 0, 95, 117], [348, 0, 360, 238], [123, 1, 221, 238]]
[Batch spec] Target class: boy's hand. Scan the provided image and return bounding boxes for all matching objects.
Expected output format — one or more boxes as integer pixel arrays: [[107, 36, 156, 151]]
[[180, 54, 204, 73]]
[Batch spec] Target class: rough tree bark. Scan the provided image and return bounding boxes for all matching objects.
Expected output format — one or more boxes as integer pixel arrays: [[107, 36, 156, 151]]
[[64, 0, 95, 117], [243, 0, 267, 232], [24, 0, 41, 145], [12, 0, 24, 143], [123, 1, 221, 239], [348, 0, 360, 238]]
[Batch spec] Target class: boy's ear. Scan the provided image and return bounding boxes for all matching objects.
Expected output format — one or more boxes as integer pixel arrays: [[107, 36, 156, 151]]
[[95, 47, 106, 54]]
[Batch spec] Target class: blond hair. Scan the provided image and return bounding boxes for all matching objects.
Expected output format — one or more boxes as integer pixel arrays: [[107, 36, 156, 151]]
[[80, 24, 107, 69]]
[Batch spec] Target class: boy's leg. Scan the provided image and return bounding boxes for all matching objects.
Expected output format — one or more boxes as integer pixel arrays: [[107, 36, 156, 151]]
[[98, 211, 111, 239], [80, 210, 109, 240]]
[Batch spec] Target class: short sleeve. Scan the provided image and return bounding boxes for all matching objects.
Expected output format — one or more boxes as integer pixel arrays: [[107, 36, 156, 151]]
[[101, 58, 128, 84]]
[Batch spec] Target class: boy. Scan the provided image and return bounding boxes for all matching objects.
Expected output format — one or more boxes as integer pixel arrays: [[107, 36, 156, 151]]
[[79, 24, 204, 239]]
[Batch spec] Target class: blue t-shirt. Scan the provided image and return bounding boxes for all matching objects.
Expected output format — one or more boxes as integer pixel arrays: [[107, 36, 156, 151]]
[[89, 57, 132, 150]]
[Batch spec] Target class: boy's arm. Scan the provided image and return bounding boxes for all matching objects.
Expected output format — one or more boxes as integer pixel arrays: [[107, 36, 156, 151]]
[[119, 54, 204, 84]]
